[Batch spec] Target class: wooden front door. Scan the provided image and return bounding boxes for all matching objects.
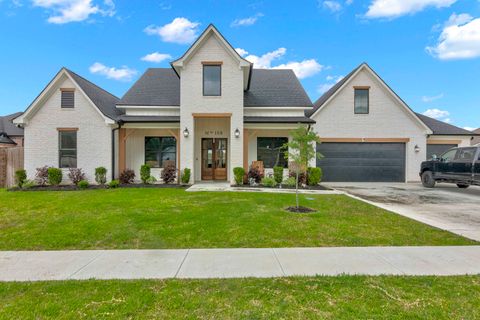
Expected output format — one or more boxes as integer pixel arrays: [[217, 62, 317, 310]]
[[201, 138, 227, 180]]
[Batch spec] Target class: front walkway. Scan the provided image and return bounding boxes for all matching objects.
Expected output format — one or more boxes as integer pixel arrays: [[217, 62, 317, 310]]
[[1, 246, 480, 281], [186, 182, 342, 194]]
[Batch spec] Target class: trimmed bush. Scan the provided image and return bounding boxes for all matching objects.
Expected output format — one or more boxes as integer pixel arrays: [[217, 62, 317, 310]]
[[140, 164, 151, 184], [273, 166, 284, 185], [233, 167, 245, 185], [261, 176, 277, 188], [95, 167, 107, 185], [284, 177, 296, 187], [35, 166, 49, 186], [68, 168, 86, 185], [307, 167, 322, 186], [289, 170, 307, 185], [15, 169, 27, 188], [108, 179, 120, 188], [119, 169, 135, 184], [161, 164, 176, 184], [77, 180, 89, 189], [248, 166, 263, 184], [47, 168, 63, 186], [181, 168, 191, 184]]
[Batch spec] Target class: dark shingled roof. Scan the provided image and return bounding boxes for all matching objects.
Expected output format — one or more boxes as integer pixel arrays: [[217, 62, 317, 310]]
[[244, 69, 312, 107], [65, 68, 122, 119], [415, 113, 477, 136], [0, 112, 24, 136], [117, 68, 312, 108], [244, 116, 315, 124], [118, 68, 180, 106]]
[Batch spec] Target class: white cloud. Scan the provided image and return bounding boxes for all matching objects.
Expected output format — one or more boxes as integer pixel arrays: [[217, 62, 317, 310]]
[[365, 0, 457, 19], [426, 13, 480, 60], [423, 108, 451, 123], [463, 126, 476, 131], [317, 75, 344, 94], [140, 52, 172, 63], [244, 48, 287, 69], [322, 1, 342, 13], [422, 93, 444, 102], [32, 0, 115, 24], [235, 48, 249, 57], [273, 60, 324, 79], [89, 62, 137, 81], [144, 17, 200, 44], [231, 13, 263, 27]]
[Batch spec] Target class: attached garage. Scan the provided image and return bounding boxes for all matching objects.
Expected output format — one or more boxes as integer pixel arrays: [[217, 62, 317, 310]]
[[426, 144, 457, 160], [316, 142, 406, 182]]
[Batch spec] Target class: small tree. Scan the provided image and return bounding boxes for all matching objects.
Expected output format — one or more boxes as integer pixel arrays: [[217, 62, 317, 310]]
[[284, 126, 322, 209], [140, 164, 151, 184], [95, 167, 107, 185]]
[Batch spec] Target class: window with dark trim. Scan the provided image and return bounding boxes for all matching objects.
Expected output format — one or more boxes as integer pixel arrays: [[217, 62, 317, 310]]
[[203, 65, 221, 96], [145, 137, 177, 168], [257, 137, 288, 168], [354, 88, 369, 114], [59, 130, 77, 168], [61, 90, 75, 108]]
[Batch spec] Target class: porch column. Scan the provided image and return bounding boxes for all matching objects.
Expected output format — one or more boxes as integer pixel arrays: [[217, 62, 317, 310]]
[[243, 128, 249, 171], [118, 128, 126, 173]]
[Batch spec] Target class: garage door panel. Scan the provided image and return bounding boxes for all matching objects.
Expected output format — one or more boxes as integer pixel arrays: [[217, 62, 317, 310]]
[[317, 142, 406, 182]]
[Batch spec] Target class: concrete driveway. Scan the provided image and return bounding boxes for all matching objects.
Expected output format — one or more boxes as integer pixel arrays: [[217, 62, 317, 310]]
[[325, 182, 480, 242]]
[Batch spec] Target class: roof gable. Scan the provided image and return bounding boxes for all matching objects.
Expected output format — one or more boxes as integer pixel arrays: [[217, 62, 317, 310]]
[[308, 63, 432, 133], [0, 112, 23, 136]]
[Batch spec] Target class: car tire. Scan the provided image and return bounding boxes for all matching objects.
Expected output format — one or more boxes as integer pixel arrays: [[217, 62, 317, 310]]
[[421, 171, 436, 188], [457, 184, 470, 189]]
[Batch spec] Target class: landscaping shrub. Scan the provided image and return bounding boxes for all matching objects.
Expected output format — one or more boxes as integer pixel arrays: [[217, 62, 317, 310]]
[[233, 167, 245, 185], [119, 169, 135, 184], [21, 180, 36, 189], [95, 167, 107, 185], [108, 179, 120, 188], [261, 176, 277, 188], [146, 176, 157, 184], [77, 180, 89, 190], [15, 169, 27, 188], [35, 166, 49, 186], [140, 164, 151, 184], [181, 168, 191, 184], [68, 168, 86, 185], [284, 177, 296, 187], [161, 164, 176, 184], [289, 170, 306, 185], [273, 166, 284, 185], [248, 166, 263, 183], [307, 167, 322, 186], [47, 168, 63, 186]]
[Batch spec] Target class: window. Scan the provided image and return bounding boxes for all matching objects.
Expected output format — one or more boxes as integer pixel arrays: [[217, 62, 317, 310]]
[[440, 149, 457, 163], [454, 148, 476, 162], [145, 137, 176, 168], [354, 88, 369, 114], [203, 65, 221, 96], [59, 130, 77, 168], [257, 137, 288, 168], [61, 90, 74, 108]]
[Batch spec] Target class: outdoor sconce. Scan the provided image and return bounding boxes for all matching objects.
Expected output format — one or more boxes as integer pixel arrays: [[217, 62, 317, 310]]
[[414, 145, 420, 153], [234, 128, 241, 138], [183, 127, 189, 138]]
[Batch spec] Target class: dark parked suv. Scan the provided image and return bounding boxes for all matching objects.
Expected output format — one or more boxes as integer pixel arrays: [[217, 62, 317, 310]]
[[420, 146, 480, 188]]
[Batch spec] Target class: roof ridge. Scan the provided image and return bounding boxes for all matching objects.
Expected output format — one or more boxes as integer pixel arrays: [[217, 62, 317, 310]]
[[65, 68, 120, 101]]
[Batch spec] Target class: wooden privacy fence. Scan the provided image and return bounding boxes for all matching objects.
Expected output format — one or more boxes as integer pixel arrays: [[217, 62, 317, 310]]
[[0, 147, 24, 188]]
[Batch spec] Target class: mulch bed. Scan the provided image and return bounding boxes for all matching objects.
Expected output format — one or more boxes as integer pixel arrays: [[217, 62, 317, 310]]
[[285, 206, 317, 213], [8, 184, 190, 192], [231, 184, 331, 191]]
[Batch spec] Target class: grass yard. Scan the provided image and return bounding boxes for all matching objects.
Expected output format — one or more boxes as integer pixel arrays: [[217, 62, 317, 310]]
[[0, 188, 475, 250], [0, 276, 479, 319]]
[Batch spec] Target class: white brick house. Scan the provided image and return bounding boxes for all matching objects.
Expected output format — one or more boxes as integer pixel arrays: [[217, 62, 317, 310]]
[[13, 24, 476, 184]]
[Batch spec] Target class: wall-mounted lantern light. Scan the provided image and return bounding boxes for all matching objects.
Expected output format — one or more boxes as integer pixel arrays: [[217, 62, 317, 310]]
[[183, 127, 189, 138], [234, 128, 241, 138], [414, 144, 420, 153]]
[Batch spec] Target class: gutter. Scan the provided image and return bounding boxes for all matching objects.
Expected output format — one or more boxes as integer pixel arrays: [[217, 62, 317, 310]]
[[111, 120, 124, 180]]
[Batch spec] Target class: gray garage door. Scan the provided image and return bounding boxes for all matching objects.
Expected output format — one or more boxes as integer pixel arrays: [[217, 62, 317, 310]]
[[426, 144, 457, 160], [316, 142, 406, 182]]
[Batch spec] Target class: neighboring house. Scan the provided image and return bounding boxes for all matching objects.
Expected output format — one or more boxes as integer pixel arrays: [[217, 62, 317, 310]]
[[472, 129, 480, 145], [13, 24, 477, 184], [0, 112, 24, 148]]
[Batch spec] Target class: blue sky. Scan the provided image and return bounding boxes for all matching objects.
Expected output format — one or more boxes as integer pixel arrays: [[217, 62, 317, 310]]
[[1, 0, 479, 130]]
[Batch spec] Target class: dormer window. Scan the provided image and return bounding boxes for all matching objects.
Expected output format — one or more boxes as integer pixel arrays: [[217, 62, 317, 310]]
[[61, 89, 75, 108], [203, 63, 221, 96], [354, 87, 369, 114]]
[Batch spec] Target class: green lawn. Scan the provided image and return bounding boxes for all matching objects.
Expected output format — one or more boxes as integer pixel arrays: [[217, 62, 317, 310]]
[[0, 276, 479, 319], [0, 188, 475, 250]]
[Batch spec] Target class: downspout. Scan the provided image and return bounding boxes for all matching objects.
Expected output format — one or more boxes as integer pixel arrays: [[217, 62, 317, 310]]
[[111, 120, 123, 180]]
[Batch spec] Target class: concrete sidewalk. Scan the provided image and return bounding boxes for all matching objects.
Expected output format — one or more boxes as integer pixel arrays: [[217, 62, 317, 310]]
[[1, 246, 480, 281]]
